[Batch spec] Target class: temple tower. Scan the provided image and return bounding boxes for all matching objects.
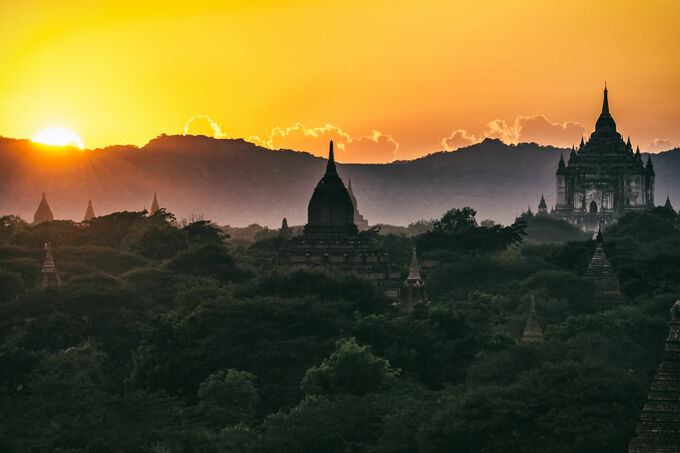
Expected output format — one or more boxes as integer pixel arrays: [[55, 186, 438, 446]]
[[628, 300, 680, 452], [585, 228, 623, 306], [33, 192, 54, 224], [83, 200, 95, 221], [537, 194, 548, 216], [302, 141, 358, 240], [664, 196, 675, 212], [553, 85, 655, 232], [40, 242, 62, 288], [150, 192, 160, 215], [400, 247, 426, 312], [279, 217, 292, 239], [347, 178, 370, 231], [522, 295, 543, 343]]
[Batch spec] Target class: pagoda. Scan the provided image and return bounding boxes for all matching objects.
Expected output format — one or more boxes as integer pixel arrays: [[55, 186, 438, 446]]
[[400, 247, 426, 312], [536, 194, 548, 216], [522, 295, 543, 343], [584, 227, 623, 306], [40, 242, 62, 288], [279, 217, 293, 240], [150, 192, 160, 215], [628, 300, 680, 452], [83, 200, 95, 221], [274, 141, 401, 297], [33, 193, 54, 224], [664, 196, 675, 212]]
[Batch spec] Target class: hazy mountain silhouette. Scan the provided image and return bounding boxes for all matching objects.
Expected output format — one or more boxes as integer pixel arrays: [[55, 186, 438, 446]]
[[1, 134, 678, 226]]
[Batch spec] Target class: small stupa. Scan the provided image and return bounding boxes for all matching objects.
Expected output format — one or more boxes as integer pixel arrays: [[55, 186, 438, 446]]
[[400, 247, 426, 312], [628, 300, 680, 452], [40, 242, 62, 288], [279, 217, 293, 239], [33, 193, 54, 224], [83, 200, 95, 221], [585, 226, 623, 305], [150, 192, 160, 215], [522, 295, 543, 343]]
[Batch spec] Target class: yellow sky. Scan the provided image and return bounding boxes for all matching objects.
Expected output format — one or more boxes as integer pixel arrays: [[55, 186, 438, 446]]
[[1, 0, 678, 162]]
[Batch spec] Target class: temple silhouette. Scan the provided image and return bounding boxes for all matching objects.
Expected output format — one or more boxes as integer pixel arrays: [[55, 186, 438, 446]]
[[275, 141, 410, 302], [552, 85, 655, 232]]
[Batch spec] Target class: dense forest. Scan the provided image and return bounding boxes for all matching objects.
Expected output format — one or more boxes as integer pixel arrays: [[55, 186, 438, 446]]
[[1, 206, 679, 452]]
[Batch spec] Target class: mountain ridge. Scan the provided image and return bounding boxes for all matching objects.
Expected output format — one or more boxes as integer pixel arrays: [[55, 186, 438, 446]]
[[1, 135, 678, 226]]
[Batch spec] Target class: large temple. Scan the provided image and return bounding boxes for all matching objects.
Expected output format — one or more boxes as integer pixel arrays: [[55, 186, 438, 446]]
[[553, 85, 655, 232], [275, 141, 402, 298]]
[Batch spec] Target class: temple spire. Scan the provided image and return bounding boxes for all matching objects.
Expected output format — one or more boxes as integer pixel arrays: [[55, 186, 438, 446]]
[[602, 82, 609, 115], [522, 294, 543, 343], [33, 192, 54, 225], [40, 242, 62, 288], [401, 247, 426, 312], [150, 192, 160, 215], [83, 200, 95, 222], [326, 140, 337, 174]]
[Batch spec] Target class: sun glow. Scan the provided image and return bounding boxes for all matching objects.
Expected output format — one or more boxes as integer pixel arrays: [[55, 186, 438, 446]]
[[32, 128, 85, 149]]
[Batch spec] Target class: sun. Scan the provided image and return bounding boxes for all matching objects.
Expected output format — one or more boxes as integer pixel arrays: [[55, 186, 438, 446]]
[[32, 127, 85, 149]]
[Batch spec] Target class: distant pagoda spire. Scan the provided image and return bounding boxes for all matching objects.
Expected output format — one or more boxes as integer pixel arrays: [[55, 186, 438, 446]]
[[279, 217, 292, 239], [150, 192, 160, 215], [537, 194, 548, 215], [580, 136, 585, 149], [33, 192, 54, 225], [585, 228, 623, 305], [628, 300, 680, 452], [522, 294, 543, 343], [83, 200, 95, 222], [526, 204, 533, 216], [40, 242, 62, 288], [646, 155, 655, 173], [401, 247, 426, 312], [664, 196, 674, 212]]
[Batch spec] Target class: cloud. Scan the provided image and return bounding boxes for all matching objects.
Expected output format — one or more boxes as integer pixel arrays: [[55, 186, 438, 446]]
[[441, 115, 585, 151], [648, 138, 676, 152], [184, 115, 227, 139], [250, 123, 399, 163]]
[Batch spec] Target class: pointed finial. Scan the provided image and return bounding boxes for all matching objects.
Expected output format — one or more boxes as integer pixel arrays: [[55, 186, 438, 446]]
[[326, 140, 337, 174], [602, 82, 610, 115]]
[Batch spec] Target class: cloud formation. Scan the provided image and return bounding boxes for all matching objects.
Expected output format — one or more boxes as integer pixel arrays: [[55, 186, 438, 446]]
[[250, 123, 399, 163], [441, 115, 585, 151], [184, 115, 227, 139], [648, 138, 676, 152]]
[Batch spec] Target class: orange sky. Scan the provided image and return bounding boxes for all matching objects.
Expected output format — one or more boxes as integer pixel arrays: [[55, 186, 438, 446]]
[[1, 0, 678, 163]]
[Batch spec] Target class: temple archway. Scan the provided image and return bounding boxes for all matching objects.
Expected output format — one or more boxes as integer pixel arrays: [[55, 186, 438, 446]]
[[589, 201, 598, 213]]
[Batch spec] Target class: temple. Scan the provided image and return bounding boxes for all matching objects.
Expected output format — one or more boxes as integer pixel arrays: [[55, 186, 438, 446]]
[[40, 242, 62, 288], [400, 247, 426, 312], [536, 194, 548, 216], [585, 227, 623, 306], [83, 200, 95, 222], [150, 192, 160, 215], [347, 178, 369, 231], [628, 300, 680, 452], [522, 295, 543, 343], [664, 196, 675, 212], [553, 85, 655, 232], [33, 192, 54, 224], [275, 141, 401, 298], [279, 217, 293, 239]]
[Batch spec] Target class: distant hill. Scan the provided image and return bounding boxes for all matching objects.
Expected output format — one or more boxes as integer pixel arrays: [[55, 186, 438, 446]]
[[1, 135, 678, 226]]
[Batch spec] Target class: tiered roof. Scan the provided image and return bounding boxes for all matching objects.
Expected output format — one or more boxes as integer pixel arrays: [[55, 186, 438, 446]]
[[522, 295, 543, 343]]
